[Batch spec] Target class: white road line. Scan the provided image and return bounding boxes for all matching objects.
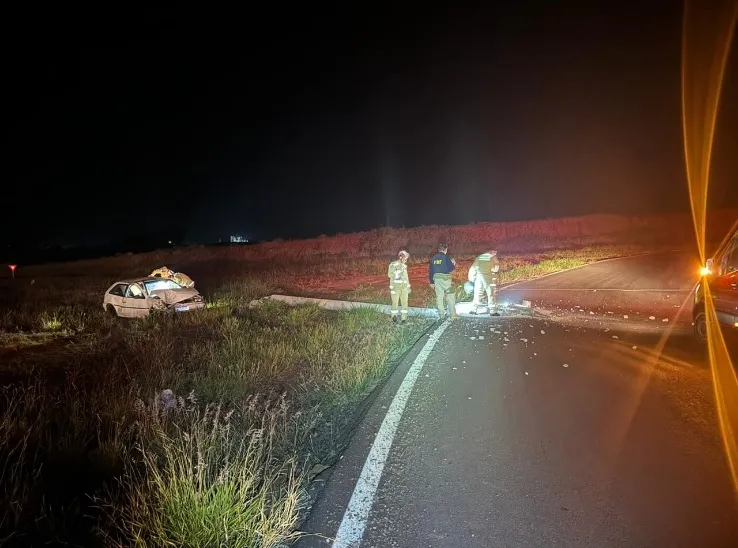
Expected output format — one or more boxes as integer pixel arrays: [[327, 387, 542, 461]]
[[501, 288, 693, 293], [332, 321, 450, 548]]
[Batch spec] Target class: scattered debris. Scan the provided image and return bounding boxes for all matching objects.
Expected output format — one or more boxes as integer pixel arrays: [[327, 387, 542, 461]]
[[156, 389, 176, 411], [623, 315, 629, 319], [632, 346, 638, 350], [562, 363, 570, 368], [649, 316, 656, 320], [540, 330, 546, 334], [612, 335, 619, 339], [662, 318, 669, 323], [308, 463, 331, 480]]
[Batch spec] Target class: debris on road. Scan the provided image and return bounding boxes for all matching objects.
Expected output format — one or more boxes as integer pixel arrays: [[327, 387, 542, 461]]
[[562, 363, 570, 368]]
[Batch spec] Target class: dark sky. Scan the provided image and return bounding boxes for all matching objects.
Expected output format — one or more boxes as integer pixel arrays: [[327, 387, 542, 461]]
[[5, 2, 738, 246]]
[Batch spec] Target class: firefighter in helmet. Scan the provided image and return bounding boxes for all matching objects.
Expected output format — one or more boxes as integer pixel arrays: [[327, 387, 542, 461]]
[[468, 249, 500, 316], [388, 250, 411, 323]]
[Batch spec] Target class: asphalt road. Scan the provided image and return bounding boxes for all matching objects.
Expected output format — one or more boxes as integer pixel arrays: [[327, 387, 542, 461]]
[[297, 252, 738, 548], [500, 250, 702, 323]]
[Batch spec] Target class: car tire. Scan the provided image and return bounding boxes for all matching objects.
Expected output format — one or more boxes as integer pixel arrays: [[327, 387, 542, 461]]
[[693, 307, 708, 344], [106, 304, 119, 318]]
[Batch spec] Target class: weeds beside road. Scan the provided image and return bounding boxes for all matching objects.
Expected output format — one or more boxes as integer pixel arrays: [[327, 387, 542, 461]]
[[0, 277, 430, 546]]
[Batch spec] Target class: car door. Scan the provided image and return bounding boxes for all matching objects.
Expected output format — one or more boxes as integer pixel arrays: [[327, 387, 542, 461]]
[[712, 236, 738, 327], [106, 283, 128, 315], [122, 283, 150, 318]]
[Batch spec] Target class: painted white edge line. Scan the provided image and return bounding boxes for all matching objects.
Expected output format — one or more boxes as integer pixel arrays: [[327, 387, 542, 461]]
[[331, 320, 451, 548], [500, 248, 689, 291]]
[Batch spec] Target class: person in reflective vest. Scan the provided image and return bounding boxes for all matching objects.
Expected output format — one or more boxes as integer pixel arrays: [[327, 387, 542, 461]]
[[467, 250, 500, 316], [429, 243, 458, 320], [388, 250, 411, 323]]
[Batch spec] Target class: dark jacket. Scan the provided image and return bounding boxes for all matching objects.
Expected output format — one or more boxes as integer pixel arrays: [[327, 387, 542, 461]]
[[429, 252, 456, 283]]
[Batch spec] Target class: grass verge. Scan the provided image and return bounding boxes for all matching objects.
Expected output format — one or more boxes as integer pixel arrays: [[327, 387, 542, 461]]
[[0, 278, 430, 546]]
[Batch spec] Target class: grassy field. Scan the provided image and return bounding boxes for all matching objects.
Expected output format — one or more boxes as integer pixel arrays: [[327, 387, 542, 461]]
[[0, 278, 431, 546], [0, 211, 732, 546]]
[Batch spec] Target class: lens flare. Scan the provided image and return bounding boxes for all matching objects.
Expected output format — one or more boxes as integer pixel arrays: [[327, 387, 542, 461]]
[[681, 0, 738, 496]]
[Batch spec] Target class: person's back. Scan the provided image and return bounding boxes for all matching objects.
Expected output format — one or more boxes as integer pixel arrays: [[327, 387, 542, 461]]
[[472, 252, 499, 279], [429, 244, 457, 320], [469, 250, 500, 316], [429, 251, 455, 280]]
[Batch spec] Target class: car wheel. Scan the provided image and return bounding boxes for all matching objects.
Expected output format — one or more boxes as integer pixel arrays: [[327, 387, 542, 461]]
[[693, 308, 708, 343], [106, 304, 119, 318]]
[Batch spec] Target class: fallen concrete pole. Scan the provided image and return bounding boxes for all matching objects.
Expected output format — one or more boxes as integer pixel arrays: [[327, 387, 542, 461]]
[[249, 294, 442, 318], [249, 294, 535, 319]]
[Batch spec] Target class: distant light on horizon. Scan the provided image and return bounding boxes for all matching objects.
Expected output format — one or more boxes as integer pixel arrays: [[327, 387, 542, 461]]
[[230, 235, 249, 243]]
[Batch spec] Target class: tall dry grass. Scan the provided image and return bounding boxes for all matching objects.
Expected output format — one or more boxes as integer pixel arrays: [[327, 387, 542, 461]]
[[0, 277, 431, 546]]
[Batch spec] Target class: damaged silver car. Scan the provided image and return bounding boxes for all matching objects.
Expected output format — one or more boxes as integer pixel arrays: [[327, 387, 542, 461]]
[[103, 277, 205, 318]]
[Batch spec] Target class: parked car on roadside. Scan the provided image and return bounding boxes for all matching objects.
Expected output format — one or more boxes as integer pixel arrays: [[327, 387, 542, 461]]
[[103, 277, 205, 318], [693, 226, 738, 343]]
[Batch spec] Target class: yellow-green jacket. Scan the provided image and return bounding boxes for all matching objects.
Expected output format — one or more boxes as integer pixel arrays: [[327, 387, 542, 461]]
[[468, 252, 500, 282], [388, 260, 410, 289]]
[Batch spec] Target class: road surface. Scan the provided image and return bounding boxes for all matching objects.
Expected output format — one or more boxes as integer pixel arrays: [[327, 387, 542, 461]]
[[297, 252, 738, 547]]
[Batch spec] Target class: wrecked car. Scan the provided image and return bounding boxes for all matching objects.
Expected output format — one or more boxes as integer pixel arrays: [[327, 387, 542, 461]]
[[103, 277, 205, 318]]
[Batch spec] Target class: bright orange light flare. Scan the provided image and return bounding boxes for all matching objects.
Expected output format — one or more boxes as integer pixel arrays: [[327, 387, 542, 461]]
[[681, 0, 738, 497]]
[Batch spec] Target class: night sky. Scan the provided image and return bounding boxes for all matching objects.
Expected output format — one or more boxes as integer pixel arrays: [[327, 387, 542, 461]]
[[5, 2, 738, 247]]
